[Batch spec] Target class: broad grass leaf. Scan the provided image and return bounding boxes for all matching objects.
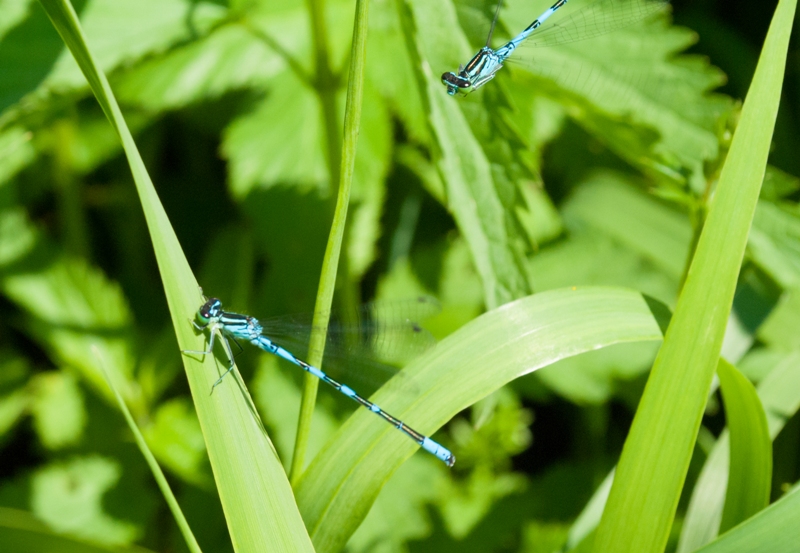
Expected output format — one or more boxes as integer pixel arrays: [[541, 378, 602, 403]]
[[717, 359, 771, 533], [593, 1, 795, 549], [295, 287, 666, 552], [678, 351, 800, 552]]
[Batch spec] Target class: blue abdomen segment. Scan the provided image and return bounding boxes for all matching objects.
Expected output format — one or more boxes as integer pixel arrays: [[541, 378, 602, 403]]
[[238, 317, 456, 466], [422, 437, 456, 467]]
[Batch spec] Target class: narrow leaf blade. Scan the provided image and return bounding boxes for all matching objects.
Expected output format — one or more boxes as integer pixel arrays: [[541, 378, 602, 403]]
[[296, 287, 665, 552], [592, 1, 796, 551]]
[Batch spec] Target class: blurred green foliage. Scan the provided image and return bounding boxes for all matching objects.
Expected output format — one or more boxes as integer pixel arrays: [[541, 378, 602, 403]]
[[0, 0, 799, 551]]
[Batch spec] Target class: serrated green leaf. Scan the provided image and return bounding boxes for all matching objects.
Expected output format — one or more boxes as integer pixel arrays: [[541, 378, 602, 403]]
[[401, 0, 532, 308], [562, 172, 693, 280], [43, 0, 225, 89], [748, 200, 800, 289], [222, 71, 390, 206], [31, 456, 140, 545], [2, 254, 139, 409], [223, 70, 327, 195], [593, 0, 794, 550], [144, 398, 211, 488], [529, 230, 680, 308], [30, 372, 85, 449], [115, 23, 284, 111], [295, 287, 665, 552], [366, 0, 429, 143], [1, 0, 226, 131], [0, 0, 63, 114], [501, 0, 731, 187], [716, 358, 771, 533]]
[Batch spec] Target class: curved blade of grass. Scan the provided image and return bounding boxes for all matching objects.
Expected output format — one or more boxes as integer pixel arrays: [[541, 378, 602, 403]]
[[567, 353, 800, 553], [678, 351, 800, 552], [592, 1, 796, 550], [566, 352, 800, 553], [36, 1, 314, 550], [716, 359, 772, 533], [565, 469, 615, 551], [94, 346, 202, 553], [694, 484, 800, 553], [295, 287, 667, 552], [292, 0, 369, 482], [0, 506, 156, 553]]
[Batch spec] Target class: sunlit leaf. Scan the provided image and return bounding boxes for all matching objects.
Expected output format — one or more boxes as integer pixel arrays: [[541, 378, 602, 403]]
[[296, 287, 665, 552], [31, 456, 140, 545], [30, 372, 85, 449], [0, 506, 158, 553], [716, 359, 771, 533], [678, 350, 800, 551], [594, 0, 794, 549]]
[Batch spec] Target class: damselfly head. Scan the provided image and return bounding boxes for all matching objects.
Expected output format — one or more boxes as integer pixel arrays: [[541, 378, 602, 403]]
[[198, 298, 223, 322], [441, 71, 472, 96]]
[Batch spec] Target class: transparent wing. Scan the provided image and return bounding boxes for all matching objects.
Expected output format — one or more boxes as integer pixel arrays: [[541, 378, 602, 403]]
[[257, 296, 440, 393], [506, 0, 670, 49]]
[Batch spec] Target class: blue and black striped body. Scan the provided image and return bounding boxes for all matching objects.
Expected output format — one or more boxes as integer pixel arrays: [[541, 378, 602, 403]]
[[442, 0, 569, 95], [185, 298, 455, 467]]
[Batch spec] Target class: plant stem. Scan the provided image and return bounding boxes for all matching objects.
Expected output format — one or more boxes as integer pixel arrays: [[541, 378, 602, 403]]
[[290, 0, 371, 483]]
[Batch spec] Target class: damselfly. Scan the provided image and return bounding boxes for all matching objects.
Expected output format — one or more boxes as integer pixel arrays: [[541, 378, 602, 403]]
[[442, 0, 669, 96], [182, 297, 455, 467]]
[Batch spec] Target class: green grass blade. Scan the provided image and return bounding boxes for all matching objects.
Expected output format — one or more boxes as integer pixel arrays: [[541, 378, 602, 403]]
[[592, 1, 796, 550], [36, 1, 314, 550], [292, 0, 370, 482], [565, 468, 616, 551], [678, 351, 800, 551], [295, 287, 666, 552], [94, 347, 202, 553], [695, 485, 800, 553], [565, 353, 800, 552], [717, 359, 772, 533]]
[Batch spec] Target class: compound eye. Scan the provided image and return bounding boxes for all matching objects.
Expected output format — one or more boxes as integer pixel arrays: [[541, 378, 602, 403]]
[[199, 298, 222, 321]]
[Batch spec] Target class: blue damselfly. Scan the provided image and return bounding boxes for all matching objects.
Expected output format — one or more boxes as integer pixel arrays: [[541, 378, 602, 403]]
[[182, 297, 455, 466], [442, 0, 669, 96]]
